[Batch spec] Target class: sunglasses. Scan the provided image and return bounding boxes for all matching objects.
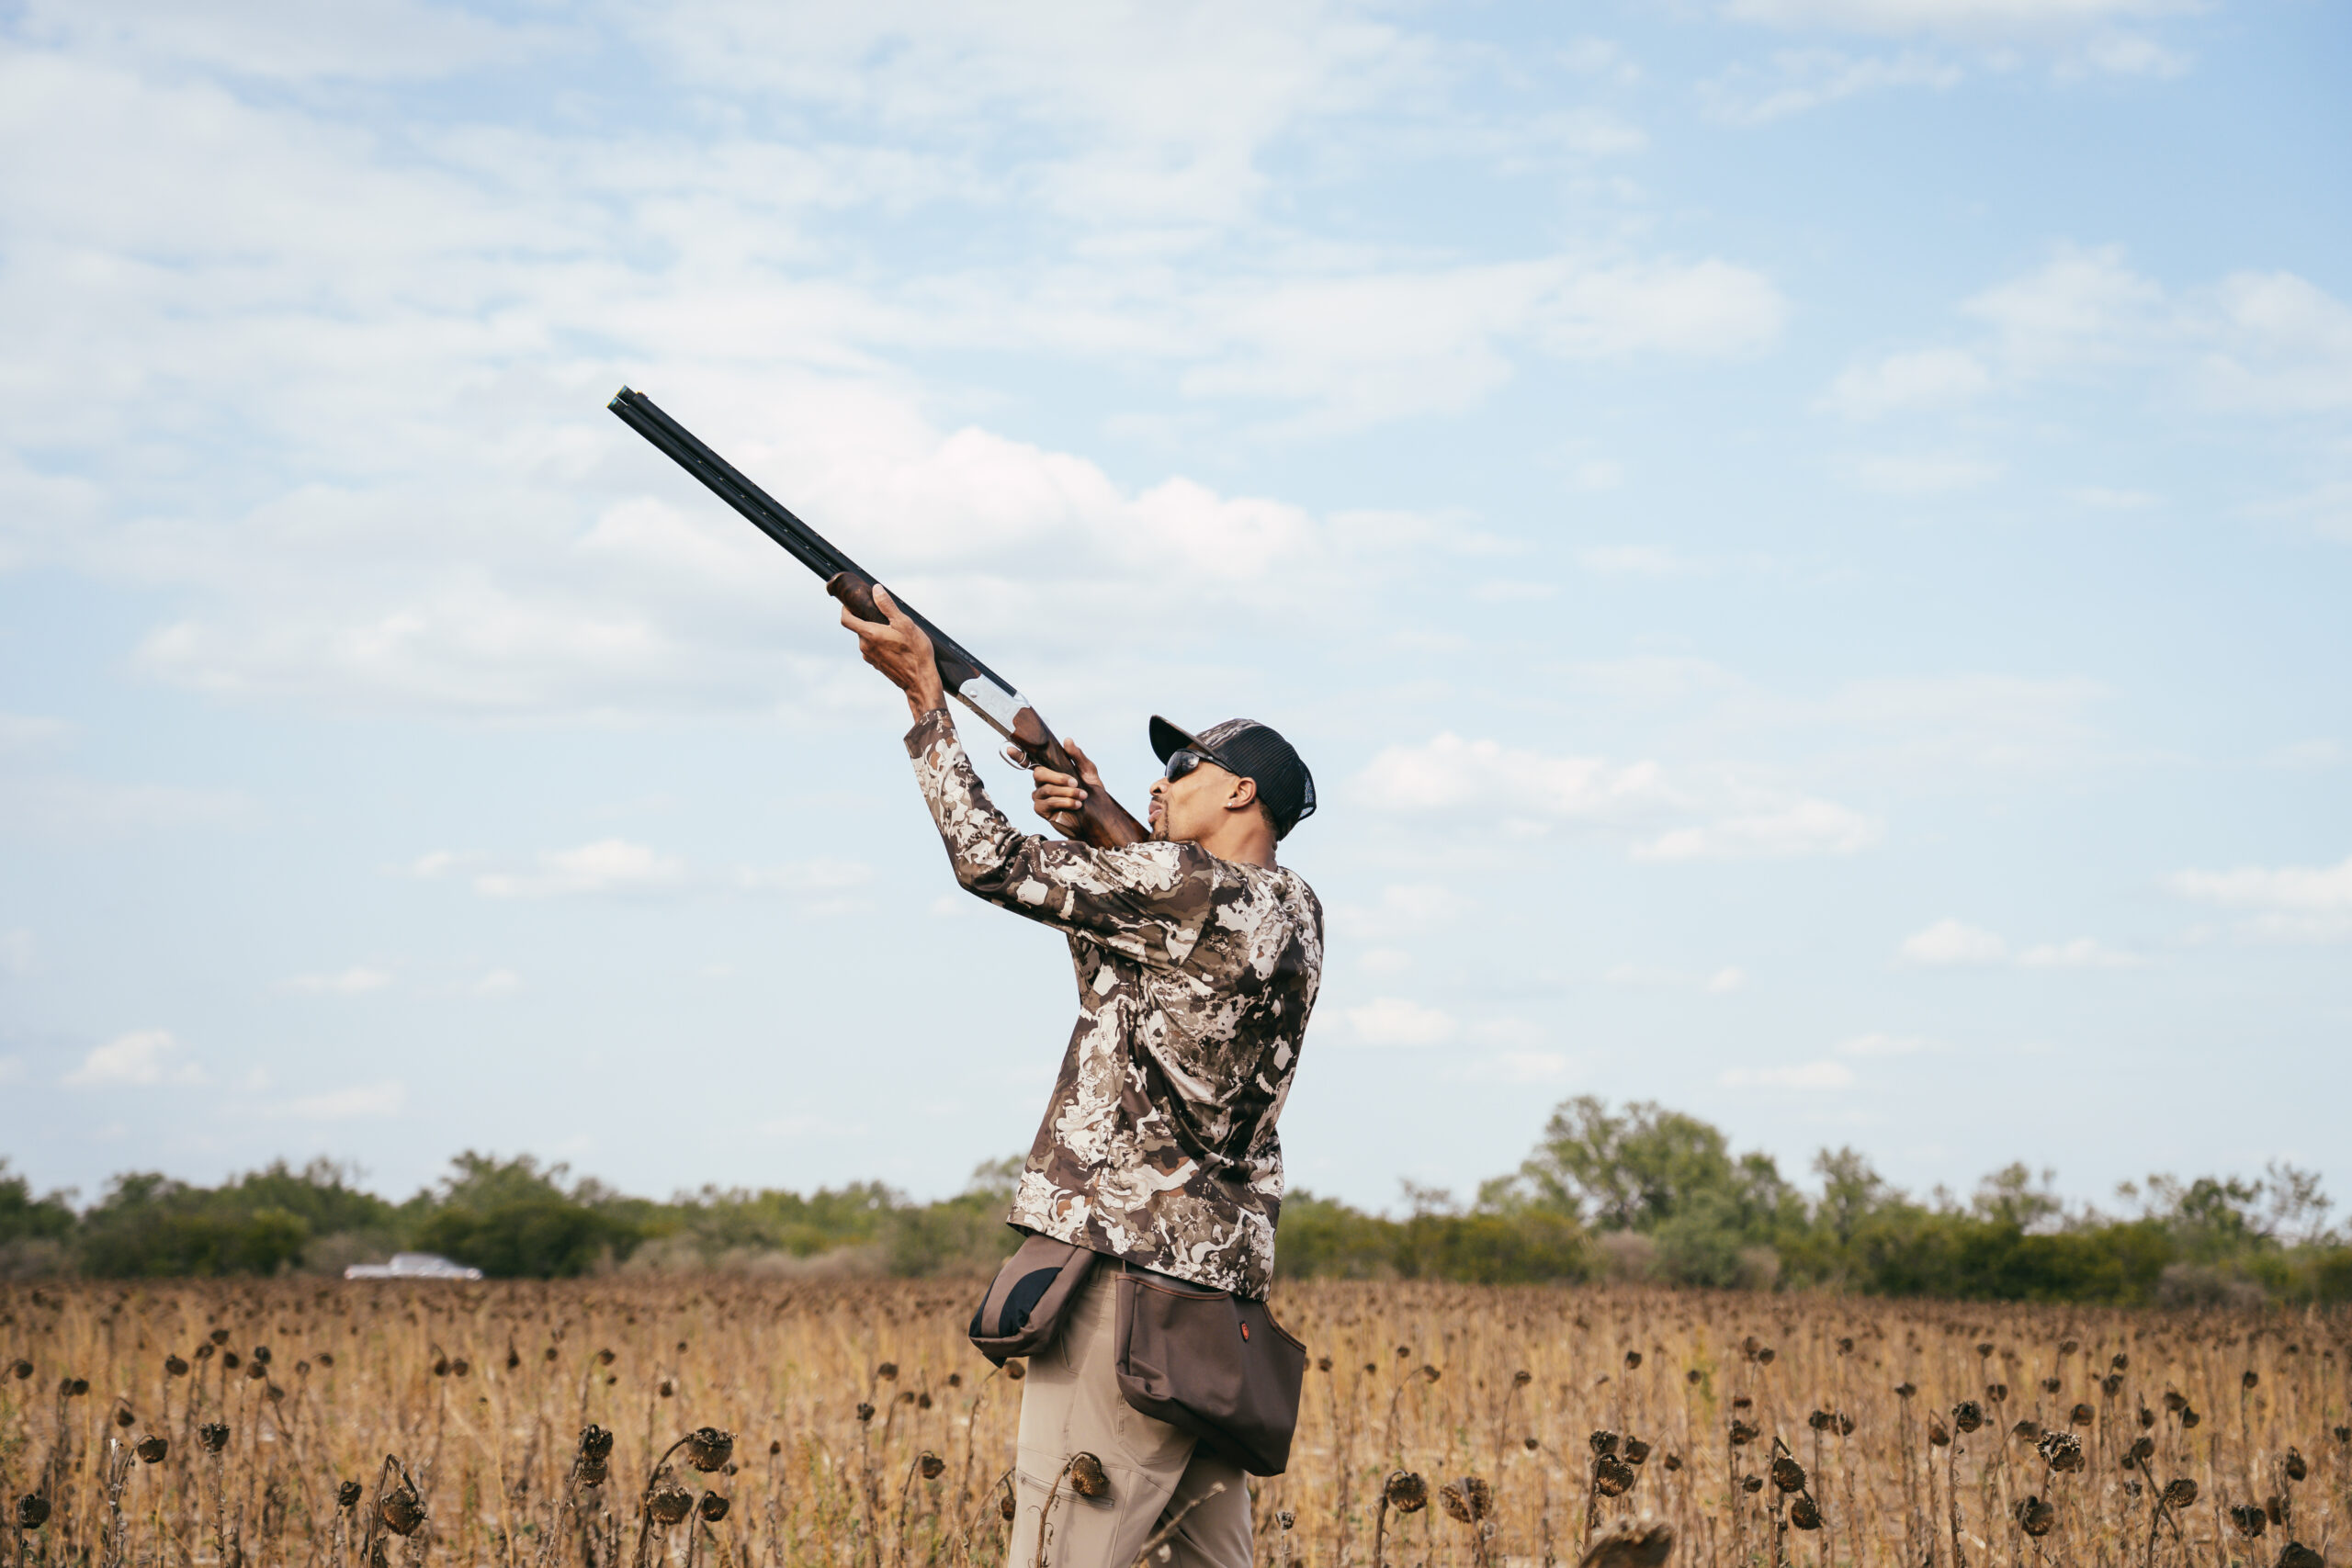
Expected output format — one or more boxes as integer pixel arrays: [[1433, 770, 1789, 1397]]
[[1162, 749, 1223, 783]]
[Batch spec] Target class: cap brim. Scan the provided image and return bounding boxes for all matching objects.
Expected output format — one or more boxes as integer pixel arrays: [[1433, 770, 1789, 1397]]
[[1148, 715, 1200, 764]]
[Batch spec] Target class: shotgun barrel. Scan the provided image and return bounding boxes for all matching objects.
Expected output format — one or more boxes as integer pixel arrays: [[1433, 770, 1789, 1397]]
[[605, 386, 1148, 849]]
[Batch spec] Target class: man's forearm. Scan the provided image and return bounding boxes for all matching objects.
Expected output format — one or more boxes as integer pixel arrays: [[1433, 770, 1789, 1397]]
[[904, 677, 946, 722]]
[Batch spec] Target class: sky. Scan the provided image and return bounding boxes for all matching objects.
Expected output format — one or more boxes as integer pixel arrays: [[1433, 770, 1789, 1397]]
[[1, 0, 2346, 1221]]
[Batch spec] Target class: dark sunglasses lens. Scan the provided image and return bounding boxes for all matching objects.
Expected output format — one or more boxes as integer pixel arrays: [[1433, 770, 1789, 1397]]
[[1165, 750, 1204, 782]]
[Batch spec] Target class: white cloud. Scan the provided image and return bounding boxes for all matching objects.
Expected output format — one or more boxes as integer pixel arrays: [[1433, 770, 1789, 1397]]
[[1483, 1051, 1571, 1083], [0, 14, 1792, 722], [0, 713, 73, 753], [2073, 32, 2191, 75], [1361, 734, 1666, 820], [0, 929, 32, 976], [735, 859, 876, 897], [2199, 272, 2352, 414], [474, 840, 687, 899], [63, 1029, 204, 1088], [1843, 453, 2004, 494], [256, 1080, 407, 1121], [471, 968, 522, 996], [1703, 49, 1963, 124], [1722, 0, 2194, 40], [1822, 347, 1992, 418], [1713, 3, 2196, 98], [1965, 244, 2172, 370], [24, 0, 556, 82], [1341, 997, 1457, 1047], [1719, 1059, 1855, 1089], [1357, 732, 1879, 860], [1838, 1032, 1939, 1056], [1635, 799, 1881, 862], [278, 966, 391, 995], [1602, 963, 1749, 994], [1181, 255, 1786, 433], [1334, 885, 1474, 942], [1577, 545, 1712, 577], [1924, 244, 2352, 421], [1901, 919, 2145, 967], [2016, 938, 2144, 969], [1899, 919, 2008, 965], [2169, 852, 2352, 942], [0, 773, 249, 836]]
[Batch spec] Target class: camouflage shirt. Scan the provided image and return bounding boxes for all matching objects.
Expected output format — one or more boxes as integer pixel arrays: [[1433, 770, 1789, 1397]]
[[905, 707, 1323, 1298]]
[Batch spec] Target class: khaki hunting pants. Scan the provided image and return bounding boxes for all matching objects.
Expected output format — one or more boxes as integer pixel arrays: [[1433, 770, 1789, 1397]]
[[1007, 1269, 1252, 1568]]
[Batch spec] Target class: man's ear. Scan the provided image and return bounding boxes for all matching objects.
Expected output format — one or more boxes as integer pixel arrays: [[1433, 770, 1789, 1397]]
[[1225, 775, 1260, 815]]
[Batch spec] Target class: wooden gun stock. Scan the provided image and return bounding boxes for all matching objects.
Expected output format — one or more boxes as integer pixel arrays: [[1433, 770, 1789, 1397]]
[[827, 572, 1149, 851]]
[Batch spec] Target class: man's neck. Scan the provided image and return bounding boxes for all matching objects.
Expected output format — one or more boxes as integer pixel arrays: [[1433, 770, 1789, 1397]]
[[1194, 824, 1278, 870]]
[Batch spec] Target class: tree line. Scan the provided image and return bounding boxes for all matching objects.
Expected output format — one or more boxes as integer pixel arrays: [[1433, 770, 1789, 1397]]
[[4, 1096, 2346, 1304]]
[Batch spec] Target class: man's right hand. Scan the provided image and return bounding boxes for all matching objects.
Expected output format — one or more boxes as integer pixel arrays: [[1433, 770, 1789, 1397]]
[[1009, 737, 1104, 839]]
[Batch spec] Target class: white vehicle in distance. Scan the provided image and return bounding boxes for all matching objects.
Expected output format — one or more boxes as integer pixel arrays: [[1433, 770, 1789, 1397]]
[[342, 1252, 484, 1280]]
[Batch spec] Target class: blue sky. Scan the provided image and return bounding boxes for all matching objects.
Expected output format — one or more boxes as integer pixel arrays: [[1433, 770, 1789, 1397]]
[[1, 0, 2346, 1218]]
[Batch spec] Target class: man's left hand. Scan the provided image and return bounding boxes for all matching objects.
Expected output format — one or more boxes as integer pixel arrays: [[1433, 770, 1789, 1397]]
[[841, 585, 946, 719]]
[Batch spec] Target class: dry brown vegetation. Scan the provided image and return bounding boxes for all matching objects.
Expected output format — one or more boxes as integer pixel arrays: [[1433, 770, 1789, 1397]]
[[2, 1279, 2345, 1567]]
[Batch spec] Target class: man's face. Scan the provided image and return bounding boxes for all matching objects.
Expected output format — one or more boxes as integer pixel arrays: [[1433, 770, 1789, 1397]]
[[1148, 753, 1236, 843]]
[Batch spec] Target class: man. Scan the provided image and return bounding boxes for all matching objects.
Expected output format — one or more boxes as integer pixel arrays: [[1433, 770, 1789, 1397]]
[[841, 587, 1323, 1568]]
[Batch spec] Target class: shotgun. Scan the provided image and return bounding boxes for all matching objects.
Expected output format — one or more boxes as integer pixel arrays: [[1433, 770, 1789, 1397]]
[[606, 386, 1148, 850]]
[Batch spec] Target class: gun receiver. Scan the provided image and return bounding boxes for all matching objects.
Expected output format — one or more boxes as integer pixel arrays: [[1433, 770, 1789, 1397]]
[[606, 387, 1148, 850]]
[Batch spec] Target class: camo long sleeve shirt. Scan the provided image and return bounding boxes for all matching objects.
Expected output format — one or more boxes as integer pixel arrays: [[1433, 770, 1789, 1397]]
[[905, 706, 1322, 1298]]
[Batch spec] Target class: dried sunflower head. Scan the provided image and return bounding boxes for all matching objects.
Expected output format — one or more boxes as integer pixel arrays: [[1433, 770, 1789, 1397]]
[[645, 1483, 693, 1527], [1067, 1453, 1110, 1500], [379, 1480, 426, 1538], [1576, 1522, 1674, 1568], [682, 1429, 734, 1473], [1439, 1476, 1491, 1523]]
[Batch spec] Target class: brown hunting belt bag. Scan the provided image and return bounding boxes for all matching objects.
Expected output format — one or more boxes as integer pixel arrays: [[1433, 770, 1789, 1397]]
[[967, 1232, 1306, 1476]]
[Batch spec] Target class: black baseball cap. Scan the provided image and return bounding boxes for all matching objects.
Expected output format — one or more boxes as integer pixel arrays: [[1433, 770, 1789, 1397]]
[[1148, 716, 1317, 840]]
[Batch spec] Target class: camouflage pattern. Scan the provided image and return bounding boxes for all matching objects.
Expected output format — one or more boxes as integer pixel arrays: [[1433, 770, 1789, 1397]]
[[905, 707, 1323, 1298]]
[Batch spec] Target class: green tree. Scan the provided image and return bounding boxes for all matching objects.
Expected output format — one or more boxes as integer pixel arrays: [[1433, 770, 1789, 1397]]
[[1813, 1146, 1891, 1245], [1516, 1096, 1744, 1230], [409, 1153, 639, 1277], [0, 1161, 74, 1244], [76, 1174, 311, 1277]]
